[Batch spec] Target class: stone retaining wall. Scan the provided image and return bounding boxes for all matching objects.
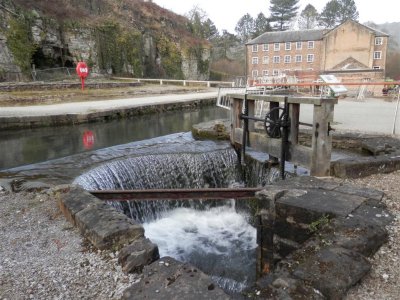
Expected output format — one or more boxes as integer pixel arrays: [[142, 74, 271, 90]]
[[0, 81, 142, 92], [0, 98, 216, 130]]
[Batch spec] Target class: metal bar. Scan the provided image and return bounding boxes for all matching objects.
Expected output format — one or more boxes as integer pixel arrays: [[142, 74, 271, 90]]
[[90, 188, 262, 201], [299, 121, 313, 127], [241, 115, 264, 122]]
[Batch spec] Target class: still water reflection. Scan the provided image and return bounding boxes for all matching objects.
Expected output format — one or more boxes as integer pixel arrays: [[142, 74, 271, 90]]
[[0, 107, 229, 170]]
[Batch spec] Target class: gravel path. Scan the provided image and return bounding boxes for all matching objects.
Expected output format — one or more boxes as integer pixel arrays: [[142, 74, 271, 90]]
[[1, 171, 399, 299], [0, 190, 139, 299]]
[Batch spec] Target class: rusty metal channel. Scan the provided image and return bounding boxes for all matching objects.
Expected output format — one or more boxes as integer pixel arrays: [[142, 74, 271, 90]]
[[90, 188, 262, 201]]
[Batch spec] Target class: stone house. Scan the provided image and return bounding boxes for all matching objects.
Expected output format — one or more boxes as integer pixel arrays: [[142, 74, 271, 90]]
[[246, 20, 389, 85]]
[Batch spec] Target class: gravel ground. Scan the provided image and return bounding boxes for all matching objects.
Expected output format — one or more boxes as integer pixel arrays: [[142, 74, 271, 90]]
[[0, 190, 139, 300], [1, 171, 399, 299], [344, 171, 400, 300]]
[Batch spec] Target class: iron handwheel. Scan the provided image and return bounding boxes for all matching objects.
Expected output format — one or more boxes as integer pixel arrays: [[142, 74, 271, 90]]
[[264, 107, 290, 138]]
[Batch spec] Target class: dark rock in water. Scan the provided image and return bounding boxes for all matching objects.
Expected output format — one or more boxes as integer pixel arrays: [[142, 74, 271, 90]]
[[121, 256, 230, 300], [118, 238, 160, 273]]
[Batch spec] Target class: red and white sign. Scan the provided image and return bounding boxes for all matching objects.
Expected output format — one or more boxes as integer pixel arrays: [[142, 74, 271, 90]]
[[76, 61, 89, 90], [76, 61, 89, 78], [82, 130, 95, 149]]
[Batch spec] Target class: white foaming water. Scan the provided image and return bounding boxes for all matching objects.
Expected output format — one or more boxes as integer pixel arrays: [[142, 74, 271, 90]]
[[143, 201, 257, 293]]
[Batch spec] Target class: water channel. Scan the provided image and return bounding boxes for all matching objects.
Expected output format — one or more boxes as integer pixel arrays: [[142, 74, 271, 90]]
[[0, 106, 229, 170]]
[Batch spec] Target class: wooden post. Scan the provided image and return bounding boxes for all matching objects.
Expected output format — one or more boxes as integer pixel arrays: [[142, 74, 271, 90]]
[[310, 100, 335, 176], [230, 97, 242, 144]]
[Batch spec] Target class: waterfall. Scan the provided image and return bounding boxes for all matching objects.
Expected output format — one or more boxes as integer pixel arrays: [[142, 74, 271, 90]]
[[73, 148, 241, 222]]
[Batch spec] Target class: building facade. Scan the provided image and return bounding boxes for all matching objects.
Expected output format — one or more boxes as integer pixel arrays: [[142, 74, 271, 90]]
[[246, 20, 389, 83]]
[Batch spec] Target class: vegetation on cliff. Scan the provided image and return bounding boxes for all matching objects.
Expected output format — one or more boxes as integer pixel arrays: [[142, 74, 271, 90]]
[[3, 0, 210, 79]]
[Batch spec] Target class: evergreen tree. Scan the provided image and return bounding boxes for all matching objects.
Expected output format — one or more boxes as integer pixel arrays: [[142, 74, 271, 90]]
[[253, 12, 271, 37], [319, 0, 341, 28], [235, 13, 255, 42], [338, 0, 359, 23], [298, 4, 319, 29], [186, 6, 219, 41], [214, 30, 240, 59], [319, 0, 359, 28], [269, 0, 300, 31]]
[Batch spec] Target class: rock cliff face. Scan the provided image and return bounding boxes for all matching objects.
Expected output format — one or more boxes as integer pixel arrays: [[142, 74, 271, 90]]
[[0, 0, 210, 81]]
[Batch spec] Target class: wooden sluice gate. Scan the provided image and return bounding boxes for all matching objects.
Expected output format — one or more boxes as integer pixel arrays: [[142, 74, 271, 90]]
[[229, 93, 338, 177]]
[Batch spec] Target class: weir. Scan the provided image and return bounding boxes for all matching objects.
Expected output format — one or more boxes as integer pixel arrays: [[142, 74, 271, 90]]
[[73, 141, 283, 293]]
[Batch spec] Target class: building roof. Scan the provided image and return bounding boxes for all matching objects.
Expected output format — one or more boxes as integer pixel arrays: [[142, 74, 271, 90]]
[[247, 20, 389, 45], [246, 29, 327, 45]]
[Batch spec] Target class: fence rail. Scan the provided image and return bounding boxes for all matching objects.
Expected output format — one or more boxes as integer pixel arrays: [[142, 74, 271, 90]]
[[125, 78, 235, 88]]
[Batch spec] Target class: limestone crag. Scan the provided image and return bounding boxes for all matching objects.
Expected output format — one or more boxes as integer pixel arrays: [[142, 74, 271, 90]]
[[0, 0, 211, 81]]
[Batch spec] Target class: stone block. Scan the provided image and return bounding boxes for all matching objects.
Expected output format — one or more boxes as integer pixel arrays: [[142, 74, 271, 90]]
[[118, 238, 160, 273], [331, 156, 400, 178], [291, 247, 371, 299], [276, 189, 366, 223], [351, 202, 394, 227], [272, 176, 340, 191], [121, 257, 230, 300], [320, 215, 388, 257], [334, 184, 384, 201], [75, 202, 144, 250], [274, 217, 312, 244], [58, 186, 104, 225], [256, 276, 326, 300]]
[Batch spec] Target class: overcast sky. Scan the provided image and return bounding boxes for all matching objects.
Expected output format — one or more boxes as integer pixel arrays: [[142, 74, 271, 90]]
[[152, 0, 399, 33]]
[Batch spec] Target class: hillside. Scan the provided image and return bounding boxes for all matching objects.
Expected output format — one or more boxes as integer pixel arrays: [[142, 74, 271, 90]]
[[0, 0, 210, 81], [365, 21, 400, 51]]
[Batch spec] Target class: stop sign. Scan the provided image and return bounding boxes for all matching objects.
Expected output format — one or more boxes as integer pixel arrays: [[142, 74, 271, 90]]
[[76, 61, 89, 78]]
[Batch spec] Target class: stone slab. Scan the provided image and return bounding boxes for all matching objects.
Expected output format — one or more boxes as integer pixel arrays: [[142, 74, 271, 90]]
[[320, 215, 388, 257], [272, 176, 340, 191], [331, 156, 400, 178], [57, 185, 104, 226], [75, 202, 144, 250], [334, 184, 384, 201], [277, 189, 366, 224], [121, 257, 230, 300], [118, 238, 160, 273], [291, 247, 371, 299], [255, 276, 325, 300]]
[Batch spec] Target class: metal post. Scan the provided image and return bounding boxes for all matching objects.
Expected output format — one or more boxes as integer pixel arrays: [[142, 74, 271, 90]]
[[241, 94, 249, 166], [280, 97, 289, 179], [392, 88, 400, 135]]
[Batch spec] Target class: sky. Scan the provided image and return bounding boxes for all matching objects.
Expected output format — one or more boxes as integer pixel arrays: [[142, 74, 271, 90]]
[[152, 0, 399, 33]]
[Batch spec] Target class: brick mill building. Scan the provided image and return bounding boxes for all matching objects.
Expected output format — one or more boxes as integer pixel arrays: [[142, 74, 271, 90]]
[[246, 20, 389, 85]]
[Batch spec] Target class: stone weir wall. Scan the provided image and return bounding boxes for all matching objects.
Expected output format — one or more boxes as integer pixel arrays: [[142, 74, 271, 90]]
[[53, 175, 392, 299]]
